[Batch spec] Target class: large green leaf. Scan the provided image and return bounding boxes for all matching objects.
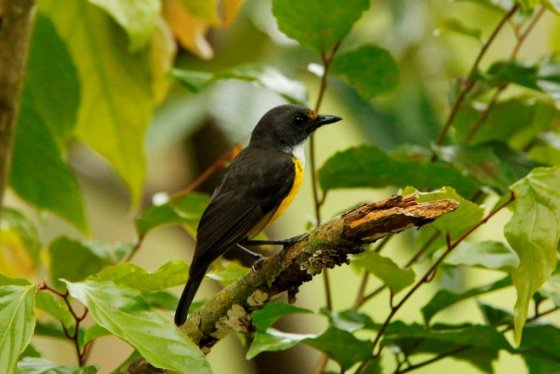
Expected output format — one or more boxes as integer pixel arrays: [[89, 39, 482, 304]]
[[272, 0, 370, 51], [10, 107, 86, 232], [65, 280, 211, 372], [251, 301, 312, 331], [40, 0, 154, 205], [92, 260, 188, 292], [505, 167, 560, 344], [421, 277, 511, 323], [247, 329, 314, 359], [383, 322, 508, 372], [48, 237, 112, 289], [173, 64, 308, 104], [444, 240, 519, 272], [10, 10, 85, 231], [35, 292, 74, 331], [484, 59, 560, 103], [407, 187, 485, 253], [135, 192, 210, 237], [23, 13, 80, 140], [17, 357, 98, 374], [433, 142, 542, 194], [319, 146, 479, 197], [332, 45, 399, 99], [305, 326, 374, 371], [519, 323, 560, 362], [452, 98, 557, 146], [383, 321, 512, 351], [0, 285, 36, 374], [351, 251, 415, 294], [88, 0, 160, 50]]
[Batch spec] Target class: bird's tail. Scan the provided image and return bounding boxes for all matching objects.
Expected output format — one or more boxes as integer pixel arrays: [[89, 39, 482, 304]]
[[174, 268, 206, 326]]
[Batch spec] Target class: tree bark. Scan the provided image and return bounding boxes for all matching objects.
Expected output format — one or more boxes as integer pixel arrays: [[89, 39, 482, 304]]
[[126, 193, 458, 373], [0, 0, 36, 215]]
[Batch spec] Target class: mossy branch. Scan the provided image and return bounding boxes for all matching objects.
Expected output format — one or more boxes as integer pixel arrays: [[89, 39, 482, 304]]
[[127, 193, 458, 373]]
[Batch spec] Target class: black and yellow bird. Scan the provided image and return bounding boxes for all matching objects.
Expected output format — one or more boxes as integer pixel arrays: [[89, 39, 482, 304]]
[[174, 104, 342, 326]]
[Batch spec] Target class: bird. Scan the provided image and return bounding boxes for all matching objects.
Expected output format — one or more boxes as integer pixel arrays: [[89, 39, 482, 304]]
[[174, 104, 342, 326]]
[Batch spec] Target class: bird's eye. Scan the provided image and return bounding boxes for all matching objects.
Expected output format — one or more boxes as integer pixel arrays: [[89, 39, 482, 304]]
[[294, 116, 305, 125]]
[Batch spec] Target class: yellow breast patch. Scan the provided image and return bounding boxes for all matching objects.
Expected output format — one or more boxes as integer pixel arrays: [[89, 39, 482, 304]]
[[268, 158, 304, 225]]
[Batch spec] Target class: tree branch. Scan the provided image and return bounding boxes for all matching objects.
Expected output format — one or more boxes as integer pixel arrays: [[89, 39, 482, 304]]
[[127, 194, 458, 373], [0, 0, 36, 215]]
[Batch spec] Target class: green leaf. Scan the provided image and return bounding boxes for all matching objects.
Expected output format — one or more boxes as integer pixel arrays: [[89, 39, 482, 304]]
[[247, 329, 314, 359], [48, 237, 112, 289], [88, 0, 160, 50], [35, 292, 74, 331], [383, 322, 512, 351], [434, 142, 542, 194], [9, 12, 86, 231], [65, 280, 211, 372], [453, 98, 557, 146], [173, 64, 308, 104], [519, 323, 560, 361], [421, 277, 511, 323], [0, 275, 29, 287], [539, 271, 560, 306], [351, 251, 415, 294], [444, 240, 520, 272], [485, 59, 560, 103], [251, 301, 312, 331], [135, 192, 210, 237], [517, 0, 542, 10], [440, 18, 482, 40], [319, 146, 479, 197], [324, 309, 376, 333], [82, 324, 110, 346], [0, 208, 42, 268], [206, 262, 249, 286], [23, 13, 80, 140], [141, 290, 179, 310], [408, 187, 485, 253], [477, 301, 513, 326], [10, 106, 87, 232], [272, 0, 369, 51], [40, 0, 155, 205], [179, 0, 219, 23], [34, 320, 66, 339], [504, 167, 560, 344], [92, 260, 188, 292], [332, 45, 399, 99], [0, 285, 36, 374], [17, 357, 97, 374], [305, 326, 373, 371]]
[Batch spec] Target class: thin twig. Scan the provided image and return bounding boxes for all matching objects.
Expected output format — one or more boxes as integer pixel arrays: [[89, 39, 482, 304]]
[[356, 192, 515, 373], [434, 4, 519, 146], [464, 6, 546, 143], [38, 281, 90, 366], [310, 41, 341, 317]]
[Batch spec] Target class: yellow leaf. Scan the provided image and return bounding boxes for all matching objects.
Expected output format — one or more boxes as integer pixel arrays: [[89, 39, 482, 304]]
[[0, 230, 37, 279], [163, 0, 213, 59], [222, 0, 246, 26], [150, 17, 177, 103]]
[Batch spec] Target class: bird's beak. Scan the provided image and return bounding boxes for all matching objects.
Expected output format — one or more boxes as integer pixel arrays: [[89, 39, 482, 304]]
[[314, 114, 342, 127]]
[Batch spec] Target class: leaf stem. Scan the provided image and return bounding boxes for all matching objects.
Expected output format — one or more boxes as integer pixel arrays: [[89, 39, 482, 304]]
[[38, 281, 90, 366], [434, 4, 519, 146]]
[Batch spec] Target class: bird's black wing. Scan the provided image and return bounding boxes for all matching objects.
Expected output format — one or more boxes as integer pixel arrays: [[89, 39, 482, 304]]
[[192, 147, 295, 267]]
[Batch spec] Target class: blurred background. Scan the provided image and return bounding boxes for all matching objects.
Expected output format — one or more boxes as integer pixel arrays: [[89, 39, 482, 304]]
[[7, 0, 560, 372]]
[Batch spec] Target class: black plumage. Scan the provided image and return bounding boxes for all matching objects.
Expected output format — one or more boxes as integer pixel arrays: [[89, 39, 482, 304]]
[[175, 104, 341, 326]]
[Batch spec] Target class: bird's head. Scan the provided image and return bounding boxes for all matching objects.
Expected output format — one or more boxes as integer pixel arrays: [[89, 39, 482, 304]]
[[249, 104, 342, 149]]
